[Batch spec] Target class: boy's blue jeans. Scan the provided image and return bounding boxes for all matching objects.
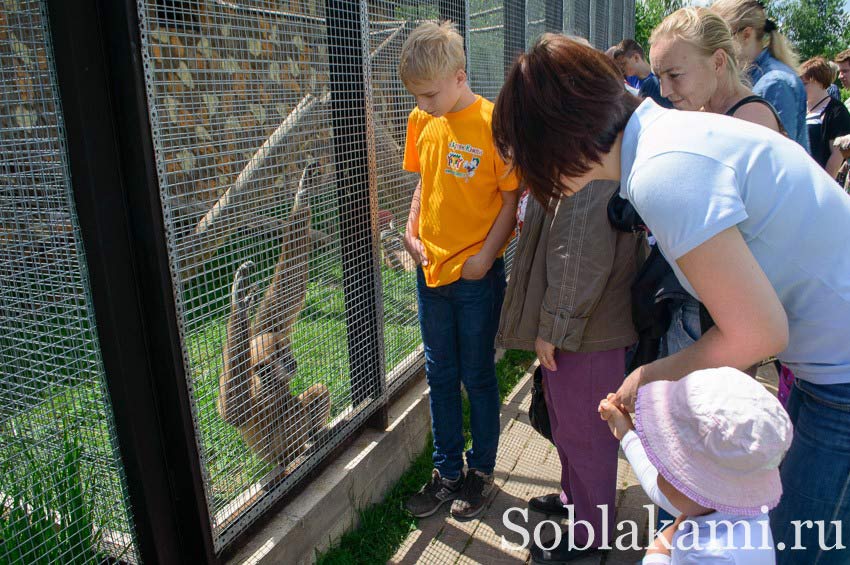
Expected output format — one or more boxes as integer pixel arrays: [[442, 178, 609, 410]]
[[770, 379, 850, 564], [416, 258, 505, 480]]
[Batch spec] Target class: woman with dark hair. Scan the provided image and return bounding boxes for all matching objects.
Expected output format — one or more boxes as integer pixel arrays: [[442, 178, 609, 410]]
[[493, 34, 850, 565], [800, 57, 850, 178]]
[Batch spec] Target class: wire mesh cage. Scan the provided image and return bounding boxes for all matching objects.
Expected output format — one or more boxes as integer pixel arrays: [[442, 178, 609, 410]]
[[592, 0, 610, 49], [136, 0, 364, 549], [132, 0, 635, 553], [623, 0, 636, 40], [571, 0, 592, 41], [610, 0, 624, 47], [0, 1, 140, 563]]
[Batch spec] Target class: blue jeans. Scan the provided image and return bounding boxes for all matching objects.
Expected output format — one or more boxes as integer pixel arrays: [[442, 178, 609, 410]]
[[656, 297, 702, 529], [660, 297, 702, 358], [770, 379, 850, 564], [416, 258, 505, 479]]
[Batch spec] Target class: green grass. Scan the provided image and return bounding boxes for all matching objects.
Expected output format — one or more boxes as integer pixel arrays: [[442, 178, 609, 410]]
[[0, 428, 122, 565], [185, 258, 421, 506], [316, 349, 536, 565]]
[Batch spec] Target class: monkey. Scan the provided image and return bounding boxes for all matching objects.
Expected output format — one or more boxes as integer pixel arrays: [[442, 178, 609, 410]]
[[217, 161, 331, 470]]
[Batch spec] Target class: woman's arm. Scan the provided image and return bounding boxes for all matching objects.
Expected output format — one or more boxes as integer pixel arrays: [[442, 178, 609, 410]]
[[615, 226, 788, 409], [732, 101, 782, 133], [826, 144, 846, 179]]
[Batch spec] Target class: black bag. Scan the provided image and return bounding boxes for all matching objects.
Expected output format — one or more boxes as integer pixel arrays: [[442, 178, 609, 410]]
[[529, 365, 553, 442]]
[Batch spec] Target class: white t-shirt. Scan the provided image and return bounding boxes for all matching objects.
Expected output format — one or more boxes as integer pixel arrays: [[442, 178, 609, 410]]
[[620, 100, 850, 385], [642, 511, 776, 564]]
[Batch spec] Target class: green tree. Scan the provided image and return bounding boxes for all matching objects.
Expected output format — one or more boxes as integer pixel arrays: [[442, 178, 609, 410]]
[[770, 0, 850, 61], [635, 0, 683, 52]]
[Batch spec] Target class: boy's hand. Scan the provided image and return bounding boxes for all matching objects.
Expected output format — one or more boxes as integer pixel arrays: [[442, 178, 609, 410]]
[[403, 231, 428, 266], [598, 394, 634, 441], [535, 337, 557, 371], [460, 253, 491, 280]]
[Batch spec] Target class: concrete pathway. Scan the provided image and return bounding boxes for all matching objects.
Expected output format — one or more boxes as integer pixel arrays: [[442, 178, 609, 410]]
[[390, 361, 780, 565]]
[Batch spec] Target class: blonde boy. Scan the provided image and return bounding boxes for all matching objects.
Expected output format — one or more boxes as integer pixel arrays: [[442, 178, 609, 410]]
[[399, 21, 519, 520]]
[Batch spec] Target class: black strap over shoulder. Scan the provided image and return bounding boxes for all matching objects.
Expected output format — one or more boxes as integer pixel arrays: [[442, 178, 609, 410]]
[[725, 95, 787, 136], [607, 192, 647, 233]]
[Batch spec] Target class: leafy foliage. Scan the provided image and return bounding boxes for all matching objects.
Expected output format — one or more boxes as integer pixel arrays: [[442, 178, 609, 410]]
[[770, 0, 850, 61], [635, 0, 683, 53], [0, 430, 115, 565]]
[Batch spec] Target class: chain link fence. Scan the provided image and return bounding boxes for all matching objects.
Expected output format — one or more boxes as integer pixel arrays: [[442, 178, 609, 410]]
[[0, 1, 140, 563]]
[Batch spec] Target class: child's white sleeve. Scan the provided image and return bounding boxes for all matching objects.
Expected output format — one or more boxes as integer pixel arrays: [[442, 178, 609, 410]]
[[642, 554, 672, 564], [621, 430, 679, 517]]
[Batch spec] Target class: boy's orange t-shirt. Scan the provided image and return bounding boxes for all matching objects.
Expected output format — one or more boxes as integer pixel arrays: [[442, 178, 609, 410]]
[[403, 96, 519, 287]]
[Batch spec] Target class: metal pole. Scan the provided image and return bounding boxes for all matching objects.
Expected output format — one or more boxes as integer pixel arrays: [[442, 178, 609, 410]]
[[44, 0, 217, 562], [323, 0, 387, 426]]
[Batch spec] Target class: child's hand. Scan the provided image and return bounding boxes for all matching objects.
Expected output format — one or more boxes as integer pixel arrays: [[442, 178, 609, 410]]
[[461, 253, 491, 280], [645, 518, 681, 559], [598, 394, 634, 441], [403, 232, 428, 266]]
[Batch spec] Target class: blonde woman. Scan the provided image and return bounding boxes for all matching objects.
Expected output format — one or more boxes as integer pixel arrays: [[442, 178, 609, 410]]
[[711, 0, 809, 151], [650, 7, 783, 132], [648, 8, 783, 356]]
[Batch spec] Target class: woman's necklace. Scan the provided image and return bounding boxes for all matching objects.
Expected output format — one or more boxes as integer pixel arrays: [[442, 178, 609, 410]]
[[808, 94, 831, 113]]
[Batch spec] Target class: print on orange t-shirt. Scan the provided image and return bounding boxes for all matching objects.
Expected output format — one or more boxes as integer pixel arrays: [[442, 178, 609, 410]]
[[403, 96, 519, 287]]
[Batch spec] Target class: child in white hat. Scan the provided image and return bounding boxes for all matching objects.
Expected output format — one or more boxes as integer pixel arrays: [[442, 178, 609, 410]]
[[599, 367, 793, 564]]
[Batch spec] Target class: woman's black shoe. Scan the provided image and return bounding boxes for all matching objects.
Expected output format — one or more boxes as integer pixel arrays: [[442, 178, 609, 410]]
[[528, 493, 571, 517], [530, 534, 606, 564]]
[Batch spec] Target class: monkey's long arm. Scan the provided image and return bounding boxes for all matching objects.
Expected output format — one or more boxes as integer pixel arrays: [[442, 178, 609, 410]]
[[219, 261, 255, 427], [252, 162, 316, 337]]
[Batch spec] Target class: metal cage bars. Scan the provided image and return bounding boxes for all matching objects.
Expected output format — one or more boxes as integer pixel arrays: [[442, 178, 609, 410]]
[[20, 0, 637, 562]]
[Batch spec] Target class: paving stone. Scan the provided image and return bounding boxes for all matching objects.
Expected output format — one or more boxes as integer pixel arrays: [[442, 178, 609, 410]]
[[393, 363, 783, 565]]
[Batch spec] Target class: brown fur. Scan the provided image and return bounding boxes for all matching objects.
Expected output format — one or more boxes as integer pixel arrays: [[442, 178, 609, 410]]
[[217, 163, 331, 468]]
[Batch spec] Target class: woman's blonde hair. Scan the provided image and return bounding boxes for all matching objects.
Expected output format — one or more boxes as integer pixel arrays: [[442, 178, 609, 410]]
[[650, 7, 744, 84], [711, 0, 799, 70], [399, 21, 466, 84]]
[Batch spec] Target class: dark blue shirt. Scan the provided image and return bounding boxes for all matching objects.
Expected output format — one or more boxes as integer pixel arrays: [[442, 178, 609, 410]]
[[638, 74, 674, 109]]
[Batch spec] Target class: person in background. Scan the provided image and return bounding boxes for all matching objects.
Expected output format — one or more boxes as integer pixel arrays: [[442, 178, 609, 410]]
[[800, 57, 850, 178], [711, 0, 809, 152], [827, 61, 842, 101], [647, 6, 783, 358], [615, 39, 674, 108], [606, 45, 641, 96], [651, 7, 783, 131], [836, 49, 850, 112]]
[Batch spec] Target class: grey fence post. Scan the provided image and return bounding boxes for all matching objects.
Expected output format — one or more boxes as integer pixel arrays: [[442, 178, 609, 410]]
[[324, 0, 388, 427], [44, 0, 217, 562]]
